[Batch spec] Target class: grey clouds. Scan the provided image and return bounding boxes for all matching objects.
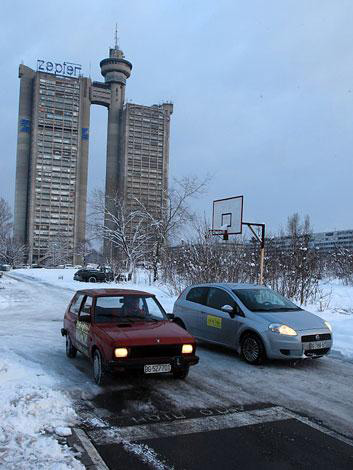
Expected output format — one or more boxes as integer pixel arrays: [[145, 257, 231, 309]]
[[1, 0, 352, 233]]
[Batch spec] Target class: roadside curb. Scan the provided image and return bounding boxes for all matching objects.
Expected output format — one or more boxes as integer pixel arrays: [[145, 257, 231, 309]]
[[69, 428, 110, 470]]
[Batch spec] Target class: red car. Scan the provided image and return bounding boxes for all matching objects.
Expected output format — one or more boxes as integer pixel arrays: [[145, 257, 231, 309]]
[[61, 288, 199, 384]]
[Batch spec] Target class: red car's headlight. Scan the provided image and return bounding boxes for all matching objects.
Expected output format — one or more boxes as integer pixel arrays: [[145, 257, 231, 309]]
[[114, 348, 128, 358], [182, 344, 193, 354]]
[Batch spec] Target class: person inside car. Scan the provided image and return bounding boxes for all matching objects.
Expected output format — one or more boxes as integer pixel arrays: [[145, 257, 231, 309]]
[[123, 297, 146, 318]]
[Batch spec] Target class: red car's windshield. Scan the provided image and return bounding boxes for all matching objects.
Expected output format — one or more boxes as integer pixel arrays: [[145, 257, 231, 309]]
[[94, 295, 167, 323]]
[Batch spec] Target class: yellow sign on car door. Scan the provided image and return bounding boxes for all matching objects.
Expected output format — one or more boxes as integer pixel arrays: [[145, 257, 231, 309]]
[[207, 315, 222, 329]]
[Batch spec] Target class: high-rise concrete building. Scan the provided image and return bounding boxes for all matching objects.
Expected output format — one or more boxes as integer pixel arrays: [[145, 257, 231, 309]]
[[14, 44, 173, 264], [14, 64, 91, 264], [122, 102, 173, 219]]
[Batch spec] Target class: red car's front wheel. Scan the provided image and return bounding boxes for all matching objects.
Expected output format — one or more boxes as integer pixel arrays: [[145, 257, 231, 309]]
[[93, 350, 105, 385]]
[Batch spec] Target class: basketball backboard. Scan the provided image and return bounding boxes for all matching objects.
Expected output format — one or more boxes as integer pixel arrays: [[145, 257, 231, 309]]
[[212, 196, 243, 235]]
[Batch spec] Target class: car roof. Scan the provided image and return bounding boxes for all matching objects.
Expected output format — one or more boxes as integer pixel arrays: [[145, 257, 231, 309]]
[[75, 288, 154, 297], [186, 282, 264, 290]]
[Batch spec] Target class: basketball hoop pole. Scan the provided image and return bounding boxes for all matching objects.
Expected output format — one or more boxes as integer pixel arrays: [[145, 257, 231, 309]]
[[243, 222, 265, 285]]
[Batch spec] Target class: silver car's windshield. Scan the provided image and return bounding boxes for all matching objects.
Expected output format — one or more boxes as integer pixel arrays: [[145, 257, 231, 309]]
[[233, 288, 302, 312], [94, 296, 167, 323]]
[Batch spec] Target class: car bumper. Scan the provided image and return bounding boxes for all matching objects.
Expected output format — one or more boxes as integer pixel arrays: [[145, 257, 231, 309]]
[[106, 355, 199, 372], [264, 328, 332, 359]]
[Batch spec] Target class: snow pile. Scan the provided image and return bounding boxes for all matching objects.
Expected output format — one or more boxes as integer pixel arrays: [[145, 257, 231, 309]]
[[309, 280, 353, 360], [0, 353, 83, 470]]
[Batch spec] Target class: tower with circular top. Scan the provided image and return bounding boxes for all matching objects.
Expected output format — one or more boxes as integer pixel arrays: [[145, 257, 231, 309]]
[[100, 45, 132, 204]]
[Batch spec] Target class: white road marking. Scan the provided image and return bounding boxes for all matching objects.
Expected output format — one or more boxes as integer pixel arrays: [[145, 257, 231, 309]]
[[89, 406, 289, 445], [73, 428, 109, 470]]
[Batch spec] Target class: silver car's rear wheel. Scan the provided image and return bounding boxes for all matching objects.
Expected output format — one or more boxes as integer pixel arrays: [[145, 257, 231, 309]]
[[241, 334, 265, 365]]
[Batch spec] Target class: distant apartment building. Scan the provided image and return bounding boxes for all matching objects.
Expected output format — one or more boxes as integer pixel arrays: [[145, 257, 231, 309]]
[[14, 44, 173, 264], [269, 229, 353, 252], [310, 230, 353, 251]]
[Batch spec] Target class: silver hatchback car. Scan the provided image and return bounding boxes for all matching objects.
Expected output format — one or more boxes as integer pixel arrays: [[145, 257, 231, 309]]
[[172, 283, 333, 364]]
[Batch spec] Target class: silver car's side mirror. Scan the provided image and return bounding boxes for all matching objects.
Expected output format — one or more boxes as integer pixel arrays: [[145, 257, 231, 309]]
[[221, 304, 233, 313], [221, 305, 236, 318]]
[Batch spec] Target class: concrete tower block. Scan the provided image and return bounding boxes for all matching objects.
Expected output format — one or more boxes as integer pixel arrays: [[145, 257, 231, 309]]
[[14, 65, 35, 245], [99, 47, 132, 258]]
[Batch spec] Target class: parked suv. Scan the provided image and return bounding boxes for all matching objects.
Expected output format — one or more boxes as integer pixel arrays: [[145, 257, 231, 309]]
[[74, 266, 114, 283]]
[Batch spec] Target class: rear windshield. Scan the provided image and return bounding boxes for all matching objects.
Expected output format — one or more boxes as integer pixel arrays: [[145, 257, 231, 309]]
[[232, 288, 302, 312], [94, 295, 166, 323]]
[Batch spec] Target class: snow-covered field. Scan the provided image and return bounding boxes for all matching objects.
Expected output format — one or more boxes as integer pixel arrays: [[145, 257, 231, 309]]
[[0, 268, 352, 468]]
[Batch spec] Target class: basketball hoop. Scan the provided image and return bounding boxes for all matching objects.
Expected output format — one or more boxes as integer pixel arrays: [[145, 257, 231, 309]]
[[210, 195, 266, 284], [211, 196, 243, 235]]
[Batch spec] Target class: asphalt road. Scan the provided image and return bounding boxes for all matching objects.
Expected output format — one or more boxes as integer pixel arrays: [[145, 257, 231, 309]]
[[5, 272, 353, 469]]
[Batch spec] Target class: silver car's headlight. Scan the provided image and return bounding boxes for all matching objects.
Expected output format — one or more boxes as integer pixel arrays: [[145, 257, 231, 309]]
[[269, 323, 297, 336], [324, 321, 332, 332]]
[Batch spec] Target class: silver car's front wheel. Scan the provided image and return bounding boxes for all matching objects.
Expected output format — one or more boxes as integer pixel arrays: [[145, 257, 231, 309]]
[[241, 334, 265, 365]]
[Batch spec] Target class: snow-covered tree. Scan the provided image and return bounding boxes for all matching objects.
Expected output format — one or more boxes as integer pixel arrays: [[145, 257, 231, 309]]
[[0, 198, 27, 265], [91, 190, 150, 276], [44, 235, 71, 266], [0, 198, 12, 240], [74, 239, 93, 266], [137, 176, 209, 281]]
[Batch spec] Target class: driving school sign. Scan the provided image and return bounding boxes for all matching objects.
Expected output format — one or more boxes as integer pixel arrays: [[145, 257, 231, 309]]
[[37, 60, 82, 77]]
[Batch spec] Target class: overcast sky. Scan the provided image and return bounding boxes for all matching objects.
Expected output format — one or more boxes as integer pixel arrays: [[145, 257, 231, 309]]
[[1, 0, 352, 234]]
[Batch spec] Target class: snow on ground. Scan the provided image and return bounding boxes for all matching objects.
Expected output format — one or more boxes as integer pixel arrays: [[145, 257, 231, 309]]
[[307, 280, 353, 360], [10, 267, 178, 314], [0, 273, 89, 469], [8, 268, 353, 360], [1, 268, 353, 468], [0, 268, 178, 469], [0, 351, 83, 470]]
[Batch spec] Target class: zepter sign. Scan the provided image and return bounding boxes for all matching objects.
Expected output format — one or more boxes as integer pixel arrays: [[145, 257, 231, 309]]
[[37, 60, 82, 77]]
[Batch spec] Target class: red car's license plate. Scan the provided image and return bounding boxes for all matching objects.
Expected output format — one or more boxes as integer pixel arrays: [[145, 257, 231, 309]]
[[144, 364, 171, 374]]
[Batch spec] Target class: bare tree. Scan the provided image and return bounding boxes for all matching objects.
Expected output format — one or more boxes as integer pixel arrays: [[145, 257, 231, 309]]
[[161, 213, 323, 305], [0, 198, 12, 239], [1, 239, 27, 266], [330, 245, 353, 284], [44, 235, 71, 266], [90, 190, 150, 276], [74, 239, 93, 267], [137, 176, 209, 281], [0, 198, 27, 265]]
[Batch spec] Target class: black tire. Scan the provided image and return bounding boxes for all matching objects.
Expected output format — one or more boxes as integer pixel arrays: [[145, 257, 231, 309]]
[[93, 350, 105, 385], [66, 334, 77, 358], [88, 276, 97, 283], [172, 365, 190, 379], [240, 333, 266, 365]]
